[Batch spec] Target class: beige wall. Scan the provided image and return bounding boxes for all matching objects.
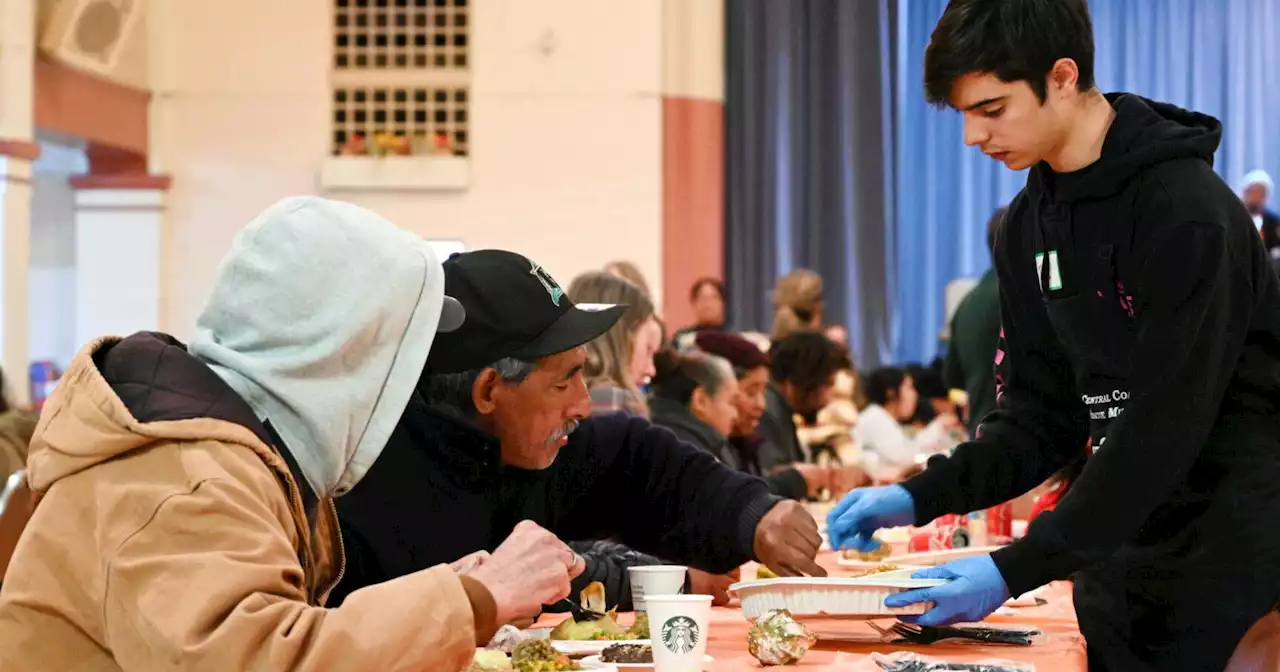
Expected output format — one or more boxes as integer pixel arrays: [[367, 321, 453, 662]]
[[149, 0, 664, 339], [37, 0, 149, 90]]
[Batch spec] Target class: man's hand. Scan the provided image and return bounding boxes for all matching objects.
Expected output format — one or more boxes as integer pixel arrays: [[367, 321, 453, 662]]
[[828, 466, 873, 495], [449, 550, 490, 575], [688, 568, 738, 606], [753, 501, 827, 577], [884, 555, 1010, 626], [469, 520, 585, 624]]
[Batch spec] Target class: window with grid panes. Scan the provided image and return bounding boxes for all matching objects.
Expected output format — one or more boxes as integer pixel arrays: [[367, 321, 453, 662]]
[[332, 0, 470, 157]]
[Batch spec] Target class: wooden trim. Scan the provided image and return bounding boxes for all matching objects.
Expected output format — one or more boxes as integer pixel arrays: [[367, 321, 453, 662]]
[[34, 58, 149, 155], [87, 143, 147, 175], [70, 174, 172, 191], [0, 140, 41, 161], [661, 96, 724, 330]]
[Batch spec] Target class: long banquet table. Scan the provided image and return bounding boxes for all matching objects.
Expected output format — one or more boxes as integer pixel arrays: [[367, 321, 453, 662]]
[[538, 551, 1280, 670]]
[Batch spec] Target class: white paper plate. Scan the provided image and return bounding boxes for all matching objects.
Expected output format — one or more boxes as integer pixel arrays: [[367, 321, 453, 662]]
[[834, 552, 926, 571], [578, 658, 620, 671], [548, 639, 652, 656], [885, 544, 1006, 566], [580, 654, 714, 671], [728, 576, 946, 620]]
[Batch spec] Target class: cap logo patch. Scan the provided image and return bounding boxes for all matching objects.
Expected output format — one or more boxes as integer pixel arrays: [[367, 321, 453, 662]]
[[530, 260, 564, 306]]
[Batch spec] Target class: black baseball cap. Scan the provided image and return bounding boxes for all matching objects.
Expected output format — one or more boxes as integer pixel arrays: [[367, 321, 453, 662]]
[[425, 250, 627, 374]]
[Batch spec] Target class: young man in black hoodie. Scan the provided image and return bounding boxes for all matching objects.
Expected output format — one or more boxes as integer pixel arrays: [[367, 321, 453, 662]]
[[828, 1, 1280, 669]]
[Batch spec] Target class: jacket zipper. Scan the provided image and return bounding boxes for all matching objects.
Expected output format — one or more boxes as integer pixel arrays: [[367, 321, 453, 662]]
[[318, 497, 347, 605]]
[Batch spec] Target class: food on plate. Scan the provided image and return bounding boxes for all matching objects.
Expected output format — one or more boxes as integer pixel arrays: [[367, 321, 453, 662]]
[[747, 609, 817, 666], [600, 643, 653, 664], [468, 648, 514, 671], [840, 536, 892, 562], [487, 624, 534, 654], [511, 639, 579, 672], [627, 612, 650, 639], [852, 564, 904, 578], [756, 565, 780, 580], [550, 581, 630, 641]]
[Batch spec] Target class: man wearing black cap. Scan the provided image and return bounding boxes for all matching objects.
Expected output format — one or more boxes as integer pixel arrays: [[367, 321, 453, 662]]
[[331, 250, 825, 618]]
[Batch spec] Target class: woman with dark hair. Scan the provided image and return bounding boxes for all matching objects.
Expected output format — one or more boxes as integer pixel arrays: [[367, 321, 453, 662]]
[[854, 366, 961, 479], [648, 349, 739, 458], [671, 278, 727, 348]]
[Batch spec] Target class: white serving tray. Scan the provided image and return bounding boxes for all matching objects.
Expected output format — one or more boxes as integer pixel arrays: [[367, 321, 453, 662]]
[[729, 575, 946, 620]]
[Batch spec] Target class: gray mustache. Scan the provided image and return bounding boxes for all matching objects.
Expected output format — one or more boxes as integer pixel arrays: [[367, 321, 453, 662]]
[[547, 419, 580, 445]]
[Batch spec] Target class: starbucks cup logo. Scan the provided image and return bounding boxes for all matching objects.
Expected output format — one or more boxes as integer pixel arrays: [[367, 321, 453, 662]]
[[661, 615, 700, 654]]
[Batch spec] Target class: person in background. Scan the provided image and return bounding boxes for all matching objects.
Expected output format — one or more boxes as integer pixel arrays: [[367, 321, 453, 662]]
[[906, 361, 957, 425], [0, 367, 43, 590], [0, 369, 38, 480], [671, 278, 727, 348], [0, 196, 522, 671], [603, 260, 653, 298], [854, 367, 962, 479], [566, 271, 662, 416], [771, 269, 824, 340], [757, 332, 850, 471], [648, 349, 740, 453], [944, 206, 1006, 433], [1240, 169, 1280, 257]]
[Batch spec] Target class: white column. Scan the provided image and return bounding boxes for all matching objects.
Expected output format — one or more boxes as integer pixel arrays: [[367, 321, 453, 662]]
[[0, 0, 37, 405], [73, 184, 167, 347], [0, 156, 33, 406]]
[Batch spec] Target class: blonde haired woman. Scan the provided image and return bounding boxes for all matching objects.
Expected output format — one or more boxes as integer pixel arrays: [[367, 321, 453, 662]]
[[567, 271, 662, 416], [603, 260, 653, 298], [772, 269, 824, 340]]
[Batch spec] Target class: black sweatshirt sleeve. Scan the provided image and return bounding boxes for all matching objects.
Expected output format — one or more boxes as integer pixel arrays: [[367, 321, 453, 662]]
[[992, 223, 1252, 595], [754, 412, 795, 473], [555, 540, 681, 613], [765, 467, 809, 500], [901, 235, 1088, 521], [553, 414, 781, 574]]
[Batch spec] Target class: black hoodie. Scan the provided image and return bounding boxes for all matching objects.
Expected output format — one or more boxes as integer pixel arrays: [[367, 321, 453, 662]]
[[903, 94, 1280, 596]]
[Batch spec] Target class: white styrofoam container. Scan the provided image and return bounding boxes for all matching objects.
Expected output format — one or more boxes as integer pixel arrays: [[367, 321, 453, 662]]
[[729, 575, 946, 620]]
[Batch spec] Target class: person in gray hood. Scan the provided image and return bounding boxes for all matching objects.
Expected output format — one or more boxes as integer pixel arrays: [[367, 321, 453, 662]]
[[0, 196, 580, 671]]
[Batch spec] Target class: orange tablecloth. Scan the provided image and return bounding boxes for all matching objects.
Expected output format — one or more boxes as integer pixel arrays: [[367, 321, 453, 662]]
[[539, 551, 1280, 670]]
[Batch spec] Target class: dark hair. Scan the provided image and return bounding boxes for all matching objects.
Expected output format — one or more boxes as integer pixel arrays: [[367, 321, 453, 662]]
[[693, 331, 769, 378], [864, 367, 909, 407], [986, 206, 1008, 255], [650, 349, 735, 406], [906, 362, 948, 401], [924, 0, 1095, 107], [689, 277, 725, 303], [769, 332, 851, 400]]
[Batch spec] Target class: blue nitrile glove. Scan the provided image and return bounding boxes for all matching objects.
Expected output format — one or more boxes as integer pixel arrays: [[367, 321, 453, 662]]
[[826, 485, 915, 552], [883, 554, 1011, 626]]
